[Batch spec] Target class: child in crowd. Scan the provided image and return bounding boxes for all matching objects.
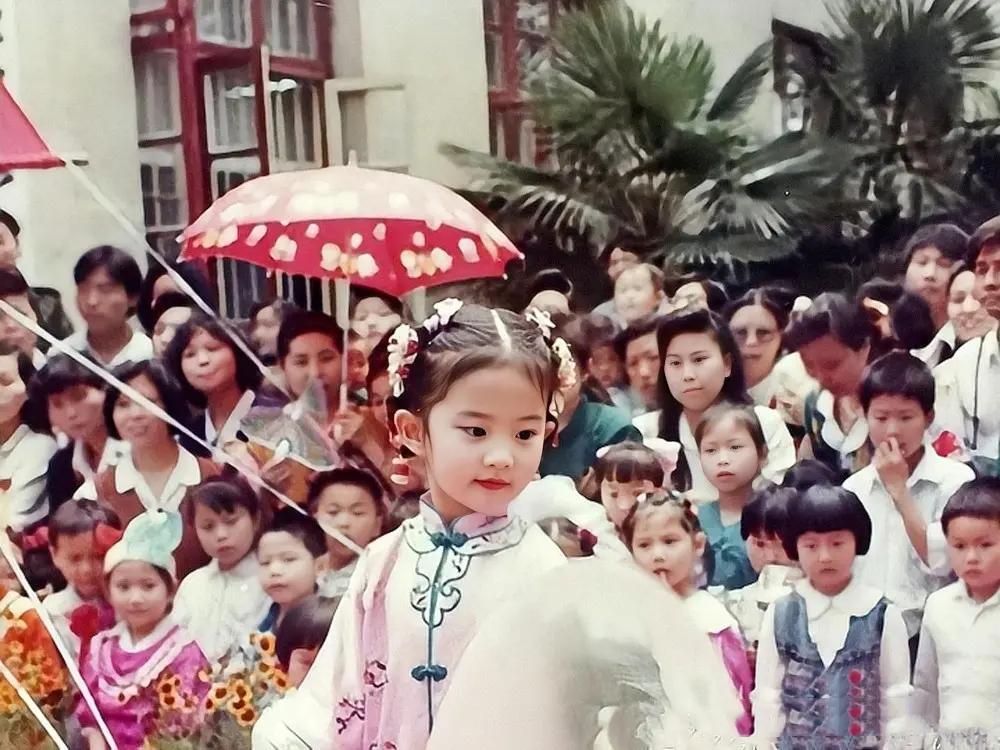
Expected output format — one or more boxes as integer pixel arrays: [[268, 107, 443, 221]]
[[623, 493, 753, 736], [253, 301, 571, 749], [695, 403, 768, 590], [77, 511, 210, 750], [613, 263, 666, 326], [753, 485, 911, 746], [559, 313, 632, 414], [275, 595, 341, 688], [901, 223, 968, 333], [593, 441, 665, 527], [634, 308, 796, 501], [43, 500, 121, 658], [846, 352, 974, 645], [914, 478, 1000, 738], [615, 315, 662, 417], [173, 475, 271, 661], [715, 485, 801, 662], [307, 468, 388, 597], [780, 457, 841, 489], [257, 508, 327, 632], [351, 292, 402, 355]]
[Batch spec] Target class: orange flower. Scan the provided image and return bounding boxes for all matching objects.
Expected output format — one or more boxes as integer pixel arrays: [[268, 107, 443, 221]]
[[256, 633, 276, 656], [274, 673, 288, 691], [236, 706, 258, 727], [160, 692, 179, 710], [230, 679, 251, 701]]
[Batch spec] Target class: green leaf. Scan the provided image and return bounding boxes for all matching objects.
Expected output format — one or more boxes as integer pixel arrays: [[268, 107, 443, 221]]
[[706, 41, 771, 121]]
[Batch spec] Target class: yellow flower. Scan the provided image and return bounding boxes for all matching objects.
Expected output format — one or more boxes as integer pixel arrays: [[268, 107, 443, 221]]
[[236, 706, 258, 727], [256, 633, 275, 656]]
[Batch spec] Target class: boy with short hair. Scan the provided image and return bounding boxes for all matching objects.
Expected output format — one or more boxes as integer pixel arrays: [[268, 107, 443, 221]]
[[64, 245, 152, 367], [913, 478, 1000, 738], [0, 269, 44, 367], [846, 351, 974, 641], [257, 508, 327, 632]]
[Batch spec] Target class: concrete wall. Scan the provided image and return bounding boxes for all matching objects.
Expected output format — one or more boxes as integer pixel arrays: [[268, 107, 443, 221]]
[[0, 0, 143, 327]]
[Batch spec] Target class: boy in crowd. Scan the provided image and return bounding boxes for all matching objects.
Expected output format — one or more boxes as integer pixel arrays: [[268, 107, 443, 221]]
[[616, 315, 662, 421], [257, 508, 327, 632]]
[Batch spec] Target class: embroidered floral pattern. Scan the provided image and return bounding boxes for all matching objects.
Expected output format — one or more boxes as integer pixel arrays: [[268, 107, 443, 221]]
[[335, 696, 365, 734], [363, 659, 388, 692]]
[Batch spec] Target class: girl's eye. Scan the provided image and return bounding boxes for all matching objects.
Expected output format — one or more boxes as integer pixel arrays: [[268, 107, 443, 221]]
[[516, 429, 537, 440], [636, 542, 649, 549], [462, 426, 487, 438]]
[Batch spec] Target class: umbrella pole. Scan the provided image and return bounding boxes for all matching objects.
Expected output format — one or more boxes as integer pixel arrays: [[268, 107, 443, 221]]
[[409, 286, 427, 322], [335, 277, 351, 415]]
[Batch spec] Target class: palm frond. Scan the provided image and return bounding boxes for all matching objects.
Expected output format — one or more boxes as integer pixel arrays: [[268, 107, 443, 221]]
[[706, 41, 771, 121]]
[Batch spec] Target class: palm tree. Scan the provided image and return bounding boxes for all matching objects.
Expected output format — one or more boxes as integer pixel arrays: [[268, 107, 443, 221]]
[[446, 1, 851, 269]]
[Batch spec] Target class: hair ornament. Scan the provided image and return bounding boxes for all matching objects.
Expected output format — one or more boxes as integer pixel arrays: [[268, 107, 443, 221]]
[[550, 336, 577, 418], [103, 509, 183, 580], [387, 323, 420, 398], [862, 297, 890, 318], [525, 306, 556, 340], [792, 296, 813, 314], [422, 298, 464, 335]]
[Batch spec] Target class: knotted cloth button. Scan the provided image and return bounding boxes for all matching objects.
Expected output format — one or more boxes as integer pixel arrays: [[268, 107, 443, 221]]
[[429, 530, 469, 549], [411, 664, 448, 682]]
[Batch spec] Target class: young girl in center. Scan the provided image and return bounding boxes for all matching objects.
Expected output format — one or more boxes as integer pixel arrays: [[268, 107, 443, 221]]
[[76, 511, 211, 750], [252, 301, 571, 750], [593, 441, 666, 528], [623, 493, 754, 736], [752, 485, 911, 747], [695, 403, 768, 590]]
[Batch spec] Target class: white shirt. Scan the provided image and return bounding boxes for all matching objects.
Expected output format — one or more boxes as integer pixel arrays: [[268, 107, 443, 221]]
[[845, 447, 974, 635], [753, 577, 912, 743], [635, 405, 795, 502], [173, 556, 271, 662], [934, 331, 1000, 461], [71, 437, 126, 483], [61, 328, 153, 368], [813, 389, 870, 462], [112, 614, 178, 653], [204, 389, 256, 446], [74, 444, 203, 512], [714, 564, 804, 645], [0, 424, 57, 531], [913, 581, 1000, 735], [913, 322, 958, 369]]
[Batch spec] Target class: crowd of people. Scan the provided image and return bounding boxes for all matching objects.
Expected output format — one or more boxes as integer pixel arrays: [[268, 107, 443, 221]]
[[1, 199, 1000, 748]]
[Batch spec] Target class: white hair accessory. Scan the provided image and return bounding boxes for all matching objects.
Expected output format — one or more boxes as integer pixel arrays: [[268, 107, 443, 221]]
[[792, 296, 813, 314], [387, 323, 420, 398], [524, 307, 556, 339], [550, 337, 577, 418], [422, 298, 464, 335]]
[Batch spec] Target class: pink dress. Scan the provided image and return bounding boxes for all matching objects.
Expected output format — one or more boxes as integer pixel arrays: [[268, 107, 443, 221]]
[[684, 590, 754, 736], [75, 619, 210, 750], [252, 500, 567, 750]]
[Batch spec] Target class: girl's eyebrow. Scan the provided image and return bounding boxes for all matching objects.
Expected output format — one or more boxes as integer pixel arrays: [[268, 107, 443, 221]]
[[456, 411, 542, 423]]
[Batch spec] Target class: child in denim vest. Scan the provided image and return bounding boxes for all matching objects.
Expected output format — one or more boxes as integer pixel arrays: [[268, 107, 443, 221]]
[[752, 485, 912, 748]]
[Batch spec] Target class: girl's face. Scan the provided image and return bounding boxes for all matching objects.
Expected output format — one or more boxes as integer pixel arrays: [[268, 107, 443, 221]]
[[152, 306, 192, 357], [948, 270, 997, 343], [398, 364, 550, 521], [0, 353, 26, 424], [346, 341, 369, 391], [181, 328, 238, 396], [601, 477, 655, 527], [352, 298, 401, 351], [729, 304, 782, 386], [368, 373, 390, 428], [192, 503, 258, 572], [797, 334, 869, 398], [697, 416, 763, 495], [746, 532, 794, 573], [108, 560, 172, 636], [113, 373, 172, 449], [662, 332, 731, 414], [282, 332, 342, 403], [614, 267, 662, 324], [631, 511, 705, 597], [251, 305, 281, 358], [905, 246, 959, 310], [796, 529, 855, 596], [48, 384, 106, 444], [311, 483, 383, 563], [588, 344, 624, 389]]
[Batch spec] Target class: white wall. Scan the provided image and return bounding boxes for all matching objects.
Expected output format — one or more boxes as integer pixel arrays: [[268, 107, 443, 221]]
[[355, 0, 491, 185], [1, 0, 143, 327]]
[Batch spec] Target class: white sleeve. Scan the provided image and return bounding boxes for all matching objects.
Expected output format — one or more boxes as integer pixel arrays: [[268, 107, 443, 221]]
[[757, 407, 796, 484], [171, 575, 195, 627], [750, 603, 785, 744], [879, 603, 913, 739], [911, 613, 939, 733], [923, 465, 974, 576], [932, 358, 967, 438]]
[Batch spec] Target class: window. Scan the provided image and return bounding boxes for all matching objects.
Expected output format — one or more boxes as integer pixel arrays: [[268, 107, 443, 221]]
[[269, 78, 321, 171], [140, 144, 187, 260], [264, 0, 316, 58], [196, 0, 250, 46], [134, 51, 181, 140], [205, 67, 257, 153]]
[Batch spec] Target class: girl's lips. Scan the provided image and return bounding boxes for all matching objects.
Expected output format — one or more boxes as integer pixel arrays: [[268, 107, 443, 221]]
[[474, 479, 510, 491]]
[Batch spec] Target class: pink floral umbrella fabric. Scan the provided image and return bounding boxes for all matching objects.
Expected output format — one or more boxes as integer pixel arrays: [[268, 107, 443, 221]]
[[179, 165, 523, 297]]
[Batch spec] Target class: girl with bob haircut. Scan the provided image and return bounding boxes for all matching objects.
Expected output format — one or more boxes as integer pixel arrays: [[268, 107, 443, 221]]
[[754, 485, 911, 747], [593, 441, 666, 527], [784, 293, 881, 476], [633, 307, 795, 501], [79, 359, 219, 579], [165, 310, 262, 447]]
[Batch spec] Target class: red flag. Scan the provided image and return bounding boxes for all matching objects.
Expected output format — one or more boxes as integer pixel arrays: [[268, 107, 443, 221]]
[[0, 79, 63, 170]]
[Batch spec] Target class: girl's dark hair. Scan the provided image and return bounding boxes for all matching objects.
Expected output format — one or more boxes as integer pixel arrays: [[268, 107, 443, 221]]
[[740, 484, 795, 541], [526, 268, 574, 302], [856, 278, 936, 352], [947, 264, 972, 294], [306, 468, 387, 522], [27, 354, 106, 434], [621, 492, 714, 583], [187, 474, 263, 524], [693, 402, 767, 457], [669, 274, 729, 312], [724, 286, 796, 333], [593, 441, 664, 486], [103, 359, 192, 440], [553, 314, 612, 405], [941, 477, 1000, 534], [781, 485, 872, 560], [275, 595, 340, 671], [137, 260, 218, 333], [388, 304, 558, 436], [164, 310, 263, 407], [350, 287, 403, 318], [0, 341, 44, 432], [781, 459, 841, 490], [49, 500, 121, 550], [655, 308, 749, 490], [613, 314, 662, 361], [784, 292, 879, 355], [106, 561, 175, 593]]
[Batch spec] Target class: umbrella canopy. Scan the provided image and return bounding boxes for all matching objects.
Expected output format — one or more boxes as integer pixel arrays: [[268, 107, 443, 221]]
[[0, 80, 63, 171], [179, 164, 522, 297]]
